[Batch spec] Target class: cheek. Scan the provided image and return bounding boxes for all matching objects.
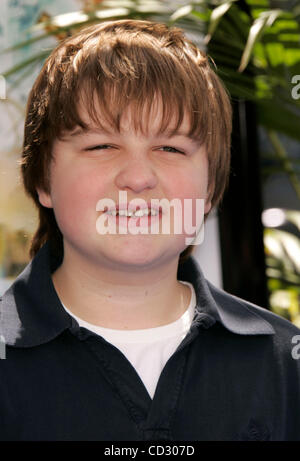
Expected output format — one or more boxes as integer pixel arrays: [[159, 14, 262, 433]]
[[168, 167, 208, 232], [170, 167, 208, 200], [50, 166, 104, 231]]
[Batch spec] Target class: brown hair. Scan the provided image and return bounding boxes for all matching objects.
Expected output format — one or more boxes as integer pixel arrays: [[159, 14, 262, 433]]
[[20, 19, 232, 263]]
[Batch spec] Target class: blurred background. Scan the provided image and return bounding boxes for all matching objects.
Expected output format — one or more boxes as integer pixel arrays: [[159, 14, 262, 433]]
[[0, 0, 300, 326]]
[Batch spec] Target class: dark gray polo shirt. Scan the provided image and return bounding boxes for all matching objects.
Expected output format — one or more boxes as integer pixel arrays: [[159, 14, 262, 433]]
[[1, 241, 300, 441]]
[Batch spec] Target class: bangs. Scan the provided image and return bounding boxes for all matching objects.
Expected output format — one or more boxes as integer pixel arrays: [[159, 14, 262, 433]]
[[52, 40, 212, 146]]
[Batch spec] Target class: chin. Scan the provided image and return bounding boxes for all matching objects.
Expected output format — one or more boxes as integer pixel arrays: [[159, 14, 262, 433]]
[[109, 250, 159, 267]]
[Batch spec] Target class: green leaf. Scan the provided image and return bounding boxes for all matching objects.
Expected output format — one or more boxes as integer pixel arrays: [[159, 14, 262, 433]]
[[0, 31, 57, 55], [257, 99, 300, 142], [30, 11, 90, 31], [170, 4, 193, 22], [29, 8, 134, 34], [264, 41, 285, 67], [239, 9, 283, 72], [205, 0, 237, 44], [2, 51, 51, 78], [190, 9, 209, 23], [285, 211, 300, 232]]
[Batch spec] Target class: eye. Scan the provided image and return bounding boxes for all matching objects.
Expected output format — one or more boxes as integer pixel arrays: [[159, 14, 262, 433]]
[[85, 144, 113, 151], [159, 146, 185, 155]]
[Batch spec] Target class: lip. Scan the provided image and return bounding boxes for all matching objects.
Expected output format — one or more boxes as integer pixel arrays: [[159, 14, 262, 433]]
[[105, 209, 162, 229], [105, 201, 162, 213]]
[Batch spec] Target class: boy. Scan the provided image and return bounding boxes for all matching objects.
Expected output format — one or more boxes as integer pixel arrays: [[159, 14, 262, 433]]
[[1, 19, 300, 441]]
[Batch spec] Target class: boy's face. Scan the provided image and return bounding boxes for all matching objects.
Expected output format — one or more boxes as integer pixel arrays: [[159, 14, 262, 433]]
[[37, 96, 212, 271]]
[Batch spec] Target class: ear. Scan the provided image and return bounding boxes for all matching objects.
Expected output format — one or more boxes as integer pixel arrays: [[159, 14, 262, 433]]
[[204, 181, 214, 215], [36, 187, 53, 208], [204, 199, 212, 215]]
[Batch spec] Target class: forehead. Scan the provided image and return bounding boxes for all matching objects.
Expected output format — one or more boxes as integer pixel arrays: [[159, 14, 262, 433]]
[[67, 88, 195, 139]]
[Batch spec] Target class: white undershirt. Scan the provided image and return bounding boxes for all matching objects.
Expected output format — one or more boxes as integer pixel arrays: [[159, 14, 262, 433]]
[[61, 280, 196, 399]]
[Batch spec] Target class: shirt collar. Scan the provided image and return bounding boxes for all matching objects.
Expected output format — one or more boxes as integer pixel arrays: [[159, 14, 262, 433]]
[[0, 241, 274, 347], [177, 256, 274, 336]]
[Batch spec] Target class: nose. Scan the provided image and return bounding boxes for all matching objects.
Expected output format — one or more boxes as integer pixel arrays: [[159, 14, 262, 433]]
[[114, 155, 158, 193]]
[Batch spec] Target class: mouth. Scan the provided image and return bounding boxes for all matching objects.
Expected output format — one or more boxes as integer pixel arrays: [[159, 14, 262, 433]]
[[104, 207, 163, 228], [105, 208, 161, 217]]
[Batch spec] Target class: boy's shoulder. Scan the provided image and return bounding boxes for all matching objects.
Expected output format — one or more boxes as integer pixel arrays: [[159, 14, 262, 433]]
[[181, 255, 300, 347], [204, 278, 300, 365], [208, 278, 300, 337], [0, 242, 70, 348]]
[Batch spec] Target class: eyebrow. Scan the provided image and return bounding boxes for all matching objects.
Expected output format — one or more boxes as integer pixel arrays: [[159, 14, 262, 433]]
[[69, 127, 112, 137], [68, 127, 202, 145]]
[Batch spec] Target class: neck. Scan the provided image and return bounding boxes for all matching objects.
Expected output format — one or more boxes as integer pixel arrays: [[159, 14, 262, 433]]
[[51, 245, 191, 330]]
